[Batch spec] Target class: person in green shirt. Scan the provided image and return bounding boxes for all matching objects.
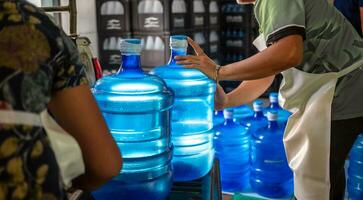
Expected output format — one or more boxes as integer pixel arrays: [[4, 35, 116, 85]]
[[176, 0, 363, 199]]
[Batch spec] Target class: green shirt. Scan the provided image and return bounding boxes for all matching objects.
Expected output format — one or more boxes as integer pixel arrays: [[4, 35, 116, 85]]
[[255, 0, 363, 120]]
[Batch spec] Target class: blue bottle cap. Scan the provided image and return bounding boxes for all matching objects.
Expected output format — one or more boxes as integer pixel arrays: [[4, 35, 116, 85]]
[[120, 39, 142, 54], [253, 100, 264, 111], [269, 92, 278, 103], [267, 110, 278, 121], [170, 35, 188, 49]]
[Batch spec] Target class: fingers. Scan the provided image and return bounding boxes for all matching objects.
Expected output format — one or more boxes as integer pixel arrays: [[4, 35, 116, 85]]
[[176, 60, 200, 65], [175, 55, 199, 61], [187, 37, 205, 56]]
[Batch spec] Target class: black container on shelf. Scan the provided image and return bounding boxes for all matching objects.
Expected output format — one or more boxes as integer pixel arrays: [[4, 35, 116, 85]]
[[208, 0, 221, 28], [189, 0, 209, 28], [96, 0, 131, 34], [131, 0, 190, 32], [98, 33, 132, 73], [133, 32, 170, 70]]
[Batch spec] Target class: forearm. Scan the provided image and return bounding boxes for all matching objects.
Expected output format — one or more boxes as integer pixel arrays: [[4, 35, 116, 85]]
[[225, 76, 275, 108], [219, 35, 303, 81]]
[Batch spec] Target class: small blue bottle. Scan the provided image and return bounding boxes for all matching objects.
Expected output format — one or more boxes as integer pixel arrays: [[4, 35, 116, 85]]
[[241, 100, 268, 134], [348, 134, 363, 200], [250, 111, 293, 198], [265, 92, 291, 125], [214, 109, 250, 192], [92, 39, 174, 200], [150, 35, 216, 181]]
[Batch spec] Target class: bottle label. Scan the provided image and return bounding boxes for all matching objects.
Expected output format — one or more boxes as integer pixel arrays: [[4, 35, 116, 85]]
[[144, 16, 161, 28]]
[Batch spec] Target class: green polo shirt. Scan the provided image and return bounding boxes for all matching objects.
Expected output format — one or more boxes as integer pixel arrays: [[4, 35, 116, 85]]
[[254, 0, 363, 120]]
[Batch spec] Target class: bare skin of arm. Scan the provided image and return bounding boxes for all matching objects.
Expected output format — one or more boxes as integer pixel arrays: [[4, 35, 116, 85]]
[[176, 35, 303, 110], [48, 84, 122, 191]]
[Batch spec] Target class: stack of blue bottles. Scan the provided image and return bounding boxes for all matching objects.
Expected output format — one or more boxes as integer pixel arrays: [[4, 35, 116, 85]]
[[265, 92, 291, 125], [92, 39, 174, 200], [250, 111, 293, 198], [348, 134, 363, 199], [233, 104, 254, 125], [241, 100, 268, 134], [150, 35, 216, 181], [214, 109, 250, 192]]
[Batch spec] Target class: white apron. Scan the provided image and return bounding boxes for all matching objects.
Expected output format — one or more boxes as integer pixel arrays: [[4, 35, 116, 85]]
[[278, 59, 363, 200], [0, 110, 85, 189]]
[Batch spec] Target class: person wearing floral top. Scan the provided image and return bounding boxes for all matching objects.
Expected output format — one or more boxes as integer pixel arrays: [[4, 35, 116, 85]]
[[0, 0, 122, 199]]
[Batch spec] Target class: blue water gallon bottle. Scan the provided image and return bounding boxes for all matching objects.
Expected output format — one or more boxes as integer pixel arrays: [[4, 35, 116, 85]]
[[348, 134, 363, 199], [241, 100, 268, 133], [214, 109, 250, 192], [250, 111, 293, 198], [150, 35, 216, 181], [265, 92, 291, 125], [233, 104, 254, 124], [213, 110, 224, 127], [92, 39, 174, 200]]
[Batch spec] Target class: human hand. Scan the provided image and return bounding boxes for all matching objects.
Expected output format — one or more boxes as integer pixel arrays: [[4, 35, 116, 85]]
[[175, 37, 217, 80], [215, 84, 228, 111]]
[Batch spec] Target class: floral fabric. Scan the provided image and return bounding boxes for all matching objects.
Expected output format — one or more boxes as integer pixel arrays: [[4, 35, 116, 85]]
[[0, 0, 88, 199]]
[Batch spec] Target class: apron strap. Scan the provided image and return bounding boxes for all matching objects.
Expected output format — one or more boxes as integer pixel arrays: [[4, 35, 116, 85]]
[[337, 59, 363, 78], [0, 110, 42, 127]]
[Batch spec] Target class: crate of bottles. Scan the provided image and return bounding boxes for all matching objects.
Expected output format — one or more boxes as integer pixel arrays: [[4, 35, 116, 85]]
[[208, 0, 220, 28], [131, 0, 190, 32], [208, 28, 221, 63], [96, 0, 131, 34], [98, 33, 132, 73], [133, 32, 170, 69], [189, 0, 209, 28], [221, 2, 248, 27]]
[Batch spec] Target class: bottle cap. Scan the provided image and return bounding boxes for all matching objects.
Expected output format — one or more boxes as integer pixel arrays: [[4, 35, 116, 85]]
[[120, 39, 142, 54], [223, 109, 234, 119], [170, 35, 188, 49], [253, 100, 264, 112], [267, 110, 278, 121], [269, 92, 278, 103]]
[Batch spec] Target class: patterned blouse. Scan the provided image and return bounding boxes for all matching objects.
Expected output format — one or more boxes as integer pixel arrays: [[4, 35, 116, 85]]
[[0, 0, 88, 199]]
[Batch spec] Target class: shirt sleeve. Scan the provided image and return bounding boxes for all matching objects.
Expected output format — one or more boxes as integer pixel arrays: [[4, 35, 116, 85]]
[[254, 0, 306, 46], [359, 0, 363, 7], [52, 30, 89, 92]]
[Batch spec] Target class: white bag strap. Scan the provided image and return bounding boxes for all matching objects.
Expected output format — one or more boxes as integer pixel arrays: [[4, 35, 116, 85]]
[[0, 110, 42, 126]]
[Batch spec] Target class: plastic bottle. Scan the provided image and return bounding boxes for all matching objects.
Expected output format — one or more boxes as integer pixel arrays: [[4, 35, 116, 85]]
[[150, 35, 216, 181], [265, 92, 291, 125], [348, 134, 363, 199], [92, 39, 174, 200], [214, 109, 250, 192], [241, 100, 268, 134], [233, 104, 254, 125], [250, 111, 294, 198]]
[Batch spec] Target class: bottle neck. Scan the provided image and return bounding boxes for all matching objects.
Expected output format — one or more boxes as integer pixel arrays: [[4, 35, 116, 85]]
[[168, 48, 187, 67], [268, 120, 278, 130], [254, 110, 264, 118], [117, 54, 143, 74], [270, 102, 280, 109]]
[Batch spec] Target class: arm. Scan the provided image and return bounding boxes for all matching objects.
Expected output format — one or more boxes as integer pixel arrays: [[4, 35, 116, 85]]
[[176, 35, 303, 81], [48, 85, 122, 190], [360, 7, 363, 35]]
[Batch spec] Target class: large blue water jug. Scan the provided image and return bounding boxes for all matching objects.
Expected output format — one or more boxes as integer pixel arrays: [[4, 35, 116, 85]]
[[250, 111, 293, 198], [214, 109, 250, 192], [150, 35, 216, 181], [214, 110, 224, 127], [241, 100, 268, 134], [265, 93, 291, 125], [92, 39, 174, 200], [348, 134, 363, 200], [233, 104, 254, 124]]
